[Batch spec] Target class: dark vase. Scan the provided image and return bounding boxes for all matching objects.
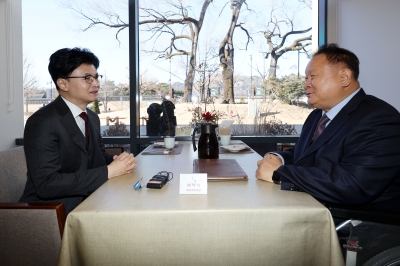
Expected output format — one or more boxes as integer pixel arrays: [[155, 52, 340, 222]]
[[192, 123, 219, 159]]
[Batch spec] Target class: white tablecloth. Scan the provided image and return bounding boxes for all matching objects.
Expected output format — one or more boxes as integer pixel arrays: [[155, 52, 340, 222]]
[[58, 143, 344, 266]]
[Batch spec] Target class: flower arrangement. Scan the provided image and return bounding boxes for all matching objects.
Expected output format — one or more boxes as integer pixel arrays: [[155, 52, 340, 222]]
[[187, 106, 226, 128], [201, 111, 217, 123]]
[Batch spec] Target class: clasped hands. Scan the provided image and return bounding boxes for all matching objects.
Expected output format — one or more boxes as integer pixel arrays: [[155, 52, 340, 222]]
[[256, 153, 283, 183], [108, 152, 137, 179]]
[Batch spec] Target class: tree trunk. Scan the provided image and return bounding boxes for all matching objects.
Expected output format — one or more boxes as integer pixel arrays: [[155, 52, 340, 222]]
[[103, 93, 108, 113], [183, 52, 196, 102], [222, 57, 234, 103], [169, 87, 174, 102], [268, 56, 278, 79], [218, 0, 246, 104], [181, 0, 212, 102]]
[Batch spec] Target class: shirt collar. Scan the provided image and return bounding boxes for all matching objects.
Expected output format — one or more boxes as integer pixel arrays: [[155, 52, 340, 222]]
[[61, 96, 86, 118], [324, 88, 361, 120]]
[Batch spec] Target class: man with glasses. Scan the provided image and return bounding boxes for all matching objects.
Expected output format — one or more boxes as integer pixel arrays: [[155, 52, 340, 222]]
[[20, 47, 137, 215]]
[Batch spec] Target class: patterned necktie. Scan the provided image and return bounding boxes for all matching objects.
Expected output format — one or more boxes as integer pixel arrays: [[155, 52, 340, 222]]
[[79, 112, 91, 142], [312, 114, 330, 142]]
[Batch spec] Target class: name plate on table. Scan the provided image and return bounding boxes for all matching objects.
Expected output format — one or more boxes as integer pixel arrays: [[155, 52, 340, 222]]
[[193, 159, 248, 181], [179, 174, 207, 194]]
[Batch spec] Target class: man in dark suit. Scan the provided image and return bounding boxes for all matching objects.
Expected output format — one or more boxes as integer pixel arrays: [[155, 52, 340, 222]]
[[20, 48, 137, 214], [256, 44, 400, 212]]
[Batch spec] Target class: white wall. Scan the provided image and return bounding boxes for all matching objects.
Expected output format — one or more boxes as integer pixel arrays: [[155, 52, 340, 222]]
[[328, 0, 400, 110], [0, 0, 23, 151]]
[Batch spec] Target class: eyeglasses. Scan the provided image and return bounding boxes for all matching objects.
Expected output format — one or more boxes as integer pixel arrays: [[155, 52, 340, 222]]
[[63, 74, 103, 84]]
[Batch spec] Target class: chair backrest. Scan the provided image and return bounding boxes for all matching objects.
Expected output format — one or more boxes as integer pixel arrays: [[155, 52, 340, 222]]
[[0, 147, 27, 202], [105, 146, 124, 155], [0, 147, 67, 266], [0, 203, 66, 266]]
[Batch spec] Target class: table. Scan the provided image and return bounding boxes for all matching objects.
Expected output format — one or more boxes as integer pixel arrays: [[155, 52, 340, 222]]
[[58, 142, 344, 266]]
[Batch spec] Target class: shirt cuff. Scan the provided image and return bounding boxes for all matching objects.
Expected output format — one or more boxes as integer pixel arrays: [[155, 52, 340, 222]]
[[266, 152, 285, 165]]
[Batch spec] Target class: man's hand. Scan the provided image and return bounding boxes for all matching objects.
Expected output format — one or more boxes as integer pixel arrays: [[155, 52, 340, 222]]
[[108, 152, 137, 178], [256, 153, 282, 182]]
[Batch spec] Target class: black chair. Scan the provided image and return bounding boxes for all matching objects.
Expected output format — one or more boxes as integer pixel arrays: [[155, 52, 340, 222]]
[[280, 144, 295, 151], [104, 146, 124, 155], [146, 103, 162, 136], [327, 204, 400, 266]]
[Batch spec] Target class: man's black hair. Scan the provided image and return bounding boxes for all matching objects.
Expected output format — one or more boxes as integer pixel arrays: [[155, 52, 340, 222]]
[[48, 47, 100, 90], [314, 43, 360, 80]]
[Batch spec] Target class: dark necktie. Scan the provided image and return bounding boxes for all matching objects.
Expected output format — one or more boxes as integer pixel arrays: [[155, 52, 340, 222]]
[[312, 114, 330, 142], [79, 112, 91, 142]]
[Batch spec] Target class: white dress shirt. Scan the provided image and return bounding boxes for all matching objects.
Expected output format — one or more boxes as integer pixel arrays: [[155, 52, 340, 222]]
[[61, 96, 87, 137]]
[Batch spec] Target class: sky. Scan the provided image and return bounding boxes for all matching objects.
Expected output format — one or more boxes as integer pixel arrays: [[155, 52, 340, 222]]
[[22, 0, 312, 89]]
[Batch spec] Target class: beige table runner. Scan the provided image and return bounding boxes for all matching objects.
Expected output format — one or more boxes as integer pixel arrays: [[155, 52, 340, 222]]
[[141, 143, 184, 155]]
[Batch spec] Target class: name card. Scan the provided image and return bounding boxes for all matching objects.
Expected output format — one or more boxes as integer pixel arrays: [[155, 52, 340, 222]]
[[179, 174, 207, 194]]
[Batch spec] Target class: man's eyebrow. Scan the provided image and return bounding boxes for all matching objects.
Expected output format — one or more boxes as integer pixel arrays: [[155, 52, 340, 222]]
[[308, 70, 318, 75]]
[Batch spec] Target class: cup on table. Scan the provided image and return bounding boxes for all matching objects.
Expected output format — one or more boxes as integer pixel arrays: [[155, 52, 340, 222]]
[[220, 135, 231, 146], [219, 125, 231, 136], [164, 137, 175, 149]]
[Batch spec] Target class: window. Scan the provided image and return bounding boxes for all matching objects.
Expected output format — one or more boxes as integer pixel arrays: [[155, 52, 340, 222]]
[[137, 0, 314, 141], [22, 0, 130, 150], [21, 0, 326, 155]]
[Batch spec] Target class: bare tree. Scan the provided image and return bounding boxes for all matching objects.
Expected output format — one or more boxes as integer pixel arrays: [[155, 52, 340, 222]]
[[140, 79, 161, 96], [62, 0, 312, 105], [218, 0, 251, 104], [263, 2, 312, 78], [193, 44, 219, 102], [100, 79, 117, 113], [197, 61, 219, 102], [139, 0, 213, 102], [23, 57, 38, 113], [298, 0, 312, 9], [255, 60, 270, 102], [63, 0, 213, 103], [116, 83, 130, 96], [60, 0, 129, 44]]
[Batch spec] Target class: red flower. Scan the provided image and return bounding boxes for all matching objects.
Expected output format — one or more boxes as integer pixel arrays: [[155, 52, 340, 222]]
[[202, 111, 214, 121]]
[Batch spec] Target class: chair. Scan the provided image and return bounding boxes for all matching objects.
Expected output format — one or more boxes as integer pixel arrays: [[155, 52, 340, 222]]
[[105, 146, 124, 155], [0, 147, 66, 266], [280, 143, 295, 151], [327, 204, 400, 266]]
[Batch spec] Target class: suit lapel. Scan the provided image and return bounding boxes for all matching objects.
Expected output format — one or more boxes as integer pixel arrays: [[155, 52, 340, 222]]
[[295, 89, 367, 164], [301, 111, 350, 159], [55, 97, 88, 153], [86, 109, 99, 148], [294, 109, 321, 157]]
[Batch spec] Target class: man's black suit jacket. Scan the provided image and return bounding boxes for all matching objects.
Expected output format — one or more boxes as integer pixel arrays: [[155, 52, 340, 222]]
[[277, 89, 400, 212], [20, 96, 114, 214]]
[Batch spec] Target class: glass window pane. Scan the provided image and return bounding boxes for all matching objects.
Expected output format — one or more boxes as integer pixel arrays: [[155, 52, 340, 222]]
[[22, 0, 130, 151], [138, 0, 313, 138]]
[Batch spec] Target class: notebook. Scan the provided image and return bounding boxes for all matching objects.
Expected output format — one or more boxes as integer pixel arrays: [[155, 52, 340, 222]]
[[193, 159, 248, 181]]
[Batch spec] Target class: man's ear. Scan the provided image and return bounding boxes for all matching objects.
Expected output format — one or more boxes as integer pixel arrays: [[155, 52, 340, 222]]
[[57, 78, 68, 92], [340, 68, 352, 87]]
